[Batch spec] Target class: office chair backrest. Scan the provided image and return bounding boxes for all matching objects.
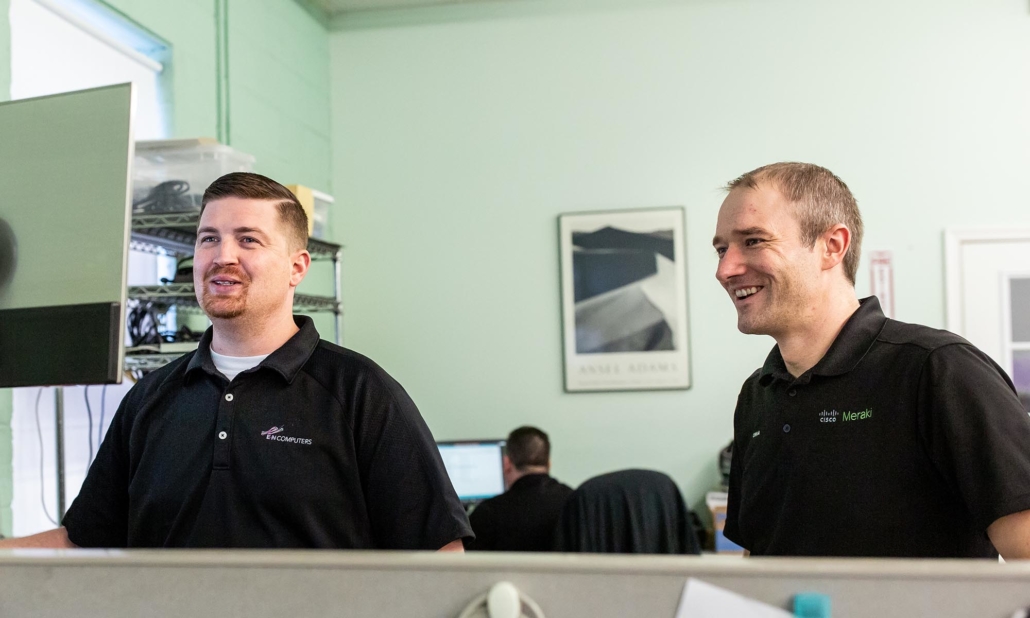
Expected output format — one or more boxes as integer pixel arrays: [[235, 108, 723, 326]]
[[553, 469, 701, 554]]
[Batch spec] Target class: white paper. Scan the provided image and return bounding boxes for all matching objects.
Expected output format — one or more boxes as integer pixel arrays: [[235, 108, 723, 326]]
[[674, 578, 793, 618], [869, 250, 895, 318]]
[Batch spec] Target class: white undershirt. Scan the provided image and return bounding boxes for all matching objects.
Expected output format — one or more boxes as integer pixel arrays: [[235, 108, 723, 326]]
[[210, 350, 269, 382]]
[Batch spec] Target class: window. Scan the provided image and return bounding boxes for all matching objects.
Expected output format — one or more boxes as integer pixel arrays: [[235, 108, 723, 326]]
[[1005, 275, 1030, 413]]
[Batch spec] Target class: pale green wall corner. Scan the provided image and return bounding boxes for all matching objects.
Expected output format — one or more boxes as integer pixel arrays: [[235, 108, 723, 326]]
[[104, 0, 219, 138], [228, 0, 332, 192], [328, 0, 1030, 513]]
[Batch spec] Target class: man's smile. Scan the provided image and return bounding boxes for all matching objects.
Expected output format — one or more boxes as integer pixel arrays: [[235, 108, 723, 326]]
[[732, 285, 764, 303]]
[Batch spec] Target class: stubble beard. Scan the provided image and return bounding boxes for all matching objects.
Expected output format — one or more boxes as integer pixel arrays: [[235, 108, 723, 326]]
[[199, 268, 250, 320], [735, 267, 811, 337]]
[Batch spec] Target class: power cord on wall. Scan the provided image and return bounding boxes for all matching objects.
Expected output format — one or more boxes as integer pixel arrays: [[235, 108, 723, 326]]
[[97, 385, 107, 450], [34, 388, 58, 527], [83, 386, 94, 466]]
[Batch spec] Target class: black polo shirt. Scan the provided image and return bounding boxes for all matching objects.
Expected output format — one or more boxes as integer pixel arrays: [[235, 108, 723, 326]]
[[724, 297, 1030, 558], [465, 473, 573, 552], [63, 316, 472, 549]]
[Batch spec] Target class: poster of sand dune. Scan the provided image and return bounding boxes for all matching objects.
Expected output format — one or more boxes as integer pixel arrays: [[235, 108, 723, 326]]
[[559, 207, 690, 391]]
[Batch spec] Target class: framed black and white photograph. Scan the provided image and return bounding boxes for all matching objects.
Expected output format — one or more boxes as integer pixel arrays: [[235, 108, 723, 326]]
[[558, 207, 691, 392]]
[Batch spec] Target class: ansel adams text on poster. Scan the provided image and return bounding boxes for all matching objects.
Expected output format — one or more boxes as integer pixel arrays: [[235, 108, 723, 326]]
[[559, 207, 691, 391]]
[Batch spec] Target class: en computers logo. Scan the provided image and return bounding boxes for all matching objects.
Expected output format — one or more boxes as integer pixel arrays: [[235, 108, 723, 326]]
[[260, 426, 312, 445]]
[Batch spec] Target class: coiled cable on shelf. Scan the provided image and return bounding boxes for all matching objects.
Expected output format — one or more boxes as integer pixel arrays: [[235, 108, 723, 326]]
[[132, 180, 194, 214]]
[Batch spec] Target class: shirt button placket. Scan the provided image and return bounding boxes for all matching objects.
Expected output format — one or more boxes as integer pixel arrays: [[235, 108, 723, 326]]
[[783, 384, 802, 462], [214, 389, 235, 469]]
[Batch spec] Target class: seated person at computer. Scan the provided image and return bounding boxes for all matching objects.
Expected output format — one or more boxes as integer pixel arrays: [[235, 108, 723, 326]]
[[465, 426, 572, 551]]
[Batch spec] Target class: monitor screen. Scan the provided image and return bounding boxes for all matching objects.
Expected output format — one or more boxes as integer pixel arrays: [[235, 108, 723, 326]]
[[437, 440, 506, 503], [0, 84, 134, 387]]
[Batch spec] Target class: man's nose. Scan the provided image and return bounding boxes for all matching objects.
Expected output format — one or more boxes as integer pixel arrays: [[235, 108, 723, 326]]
[[716, 245, 746, 284], [213, 241, 239, 265]]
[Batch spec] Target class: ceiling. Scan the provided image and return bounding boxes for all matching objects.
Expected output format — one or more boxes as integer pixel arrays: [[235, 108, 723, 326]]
[[309, 0, 498, 18]]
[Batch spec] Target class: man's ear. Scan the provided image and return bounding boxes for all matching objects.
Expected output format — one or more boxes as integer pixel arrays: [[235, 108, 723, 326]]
[[821, 224, 851, 273], [290, 249, 311, 287], [502, 455, 513, 474]]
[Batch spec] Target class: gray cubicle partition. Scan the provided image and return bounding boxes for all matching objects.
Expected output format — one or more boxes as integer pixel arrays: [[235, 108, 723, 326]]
[[0, 551, 1026, 617]]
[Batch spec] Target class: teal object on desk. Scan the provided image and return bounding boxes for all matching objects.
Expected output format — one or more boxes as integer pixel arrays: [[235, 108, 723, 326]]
[[794, 593, 831, 618]]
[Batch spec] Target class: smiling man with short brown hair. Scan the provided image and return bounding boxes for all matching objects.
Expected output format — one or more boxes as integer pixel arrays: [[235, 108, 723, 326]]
[[1, 172, 471, 551], [715, 162, 1030, 559]]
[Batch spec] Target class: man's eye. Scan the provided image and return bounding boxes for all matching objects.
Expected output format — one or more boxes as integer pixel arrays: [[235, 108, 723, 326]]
[[714, 247, 726, 258], [745, 238, 764, 247], [199, 236, 217, 243]]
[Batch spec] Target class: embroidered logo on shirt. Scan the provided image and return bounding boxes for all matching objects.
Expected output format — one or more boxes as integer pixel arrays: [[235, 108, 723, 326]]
[[842, 408, 873, 422], [819, 408, 872, 424], [261, 426, 312, 445], [752, 430, 761, 438]]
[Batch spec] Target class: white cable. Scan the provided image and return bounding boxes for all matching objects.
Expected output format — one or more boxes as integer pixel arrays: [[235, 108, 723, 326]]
[[455, 582, 546, 618]]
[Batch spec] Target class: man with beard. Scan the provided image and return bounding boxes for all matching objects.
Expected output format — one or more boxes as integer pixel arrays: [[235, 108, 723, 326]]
[[714, 162, 1030, 559], [1, 173, 471, 550]]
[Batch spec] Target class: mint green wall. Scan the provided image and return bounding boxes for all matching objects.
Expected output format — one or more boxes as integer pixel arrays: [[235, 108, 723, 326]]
[[228, 0, 331, 192], [104, 0, 218, 138], [329, 0, 1030, 510]]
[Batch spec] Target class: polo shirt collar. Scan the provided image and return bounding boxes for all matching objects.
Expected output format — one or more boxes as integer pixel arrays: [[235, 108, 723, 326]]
[[758, 296, 888, 386], [185, 315, 320, 384], [510, 473, 551, 491]]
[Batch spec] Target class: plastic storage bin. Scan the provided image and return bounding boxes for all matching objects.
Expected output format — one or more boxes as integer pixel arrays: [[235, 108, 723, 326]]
[[310, 188, 334, 240], [285, 184, 334, 240], [132, 138, 256, 214]]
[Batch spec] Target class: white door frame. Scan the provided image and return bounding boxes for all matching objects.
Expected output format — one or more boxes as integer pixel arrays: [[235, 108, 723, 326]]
[[1001, 272, 1030, 373], [943, 227, 1030, 335]]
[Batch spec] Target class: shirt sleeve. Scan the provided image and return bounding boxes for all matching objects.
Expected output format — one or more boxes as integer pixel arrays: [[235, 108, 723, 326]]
[[919, 343, 1030, 531], [353, 371, 473, 550], [61, 387, 135, 547]]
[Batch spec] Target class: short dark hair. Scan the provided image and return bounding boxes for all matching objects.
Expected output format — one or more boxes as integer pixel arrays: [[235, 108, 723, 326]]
[[725, 162, 863, 285], [506, 426, 550, 470], [201, 172, 309, 251]]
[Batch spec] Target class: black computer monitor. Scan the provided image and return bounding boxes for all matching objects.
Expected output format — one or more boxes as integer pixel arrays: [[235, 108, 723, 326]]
[[437, 439, 506, 504]]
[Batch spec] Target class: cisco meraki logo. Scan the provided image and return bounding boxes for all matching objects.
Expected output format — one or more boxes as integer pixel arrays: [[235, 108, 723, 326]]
[[819, 408, 873, 423]]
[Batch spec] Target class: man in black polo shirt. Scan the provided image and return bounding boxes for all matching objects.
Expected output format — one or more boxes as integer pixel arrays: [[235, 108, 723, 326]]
[[712, 162, 1030, 558], [1, 172, 471, 550], [465, 426, 572, 551]]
